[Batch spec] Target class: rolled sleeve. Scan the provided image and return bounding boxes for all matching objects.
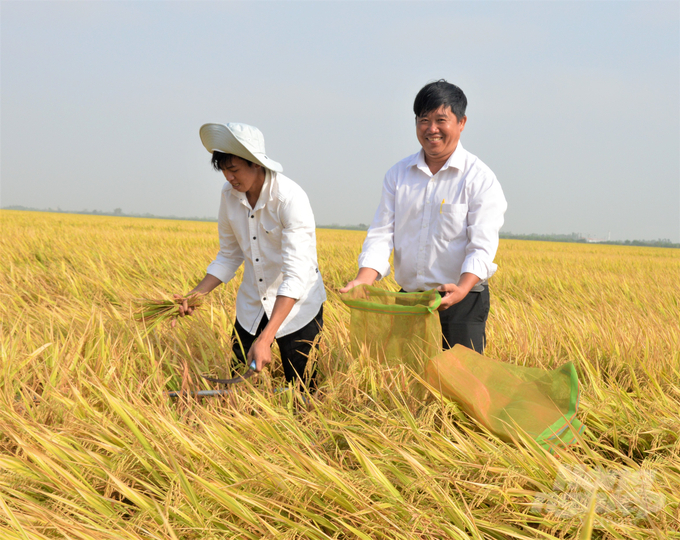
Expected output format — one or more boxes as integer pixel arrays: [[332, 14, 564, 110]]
[[277, 191, 316, 300], [358, 172, 396, 279], [462, 170, 507, 282], [461, 257, 497, 282], [358, 251, 391, 279], [206, 193, 244, 284]]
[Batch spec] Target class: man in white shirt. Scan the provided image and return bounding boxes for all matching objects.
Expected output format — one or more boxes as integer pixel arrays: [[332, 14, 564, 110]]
[[341, 80, 506, 353], [178, 123, 326, 388]]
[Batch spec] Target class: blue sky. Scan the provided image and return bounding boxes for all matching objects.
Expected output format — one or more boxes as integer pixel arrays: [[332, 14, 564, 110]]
[[2, 0, 678, 241]]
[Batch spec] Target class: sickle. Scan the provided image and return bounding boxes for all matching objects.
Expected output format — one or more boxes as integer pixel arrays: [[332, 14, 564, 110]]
[[200, 369, 256, 385], [201, 360, 258, 385]]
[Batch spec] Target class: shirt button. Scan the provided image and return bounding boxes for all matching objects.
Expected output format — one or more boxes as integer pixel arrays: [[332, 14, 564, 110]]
[[250, 215, 254, 219], [259, 279, 263, 282], [263, 297, 267, 301], [253, 236, 256, 240], [255, 258, 259, 262]]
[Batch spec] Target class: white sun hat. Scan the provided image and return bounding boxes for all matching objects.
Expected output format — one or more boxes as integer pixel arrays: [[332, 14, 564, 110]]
[[199, 122, 283, 172]]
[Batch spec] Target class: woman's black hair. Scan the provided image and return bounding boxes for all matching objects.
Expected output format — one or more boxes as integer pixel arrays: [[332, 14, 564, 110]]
[[211, 151, 256, 172], [413, 79, 467, 121]]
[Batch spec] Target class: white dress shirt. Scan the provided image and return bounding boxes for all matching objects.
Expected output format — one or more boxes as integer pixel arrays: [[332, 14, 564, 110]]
[[206, 170, 326, 337], [358, 143, 507, 292]]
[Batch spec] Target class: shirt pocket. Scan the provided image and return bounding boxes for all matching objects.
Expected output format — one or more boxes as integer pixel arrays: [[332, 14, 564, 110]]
[[260, 214, 282, 244], [436, 203, 468, 240]]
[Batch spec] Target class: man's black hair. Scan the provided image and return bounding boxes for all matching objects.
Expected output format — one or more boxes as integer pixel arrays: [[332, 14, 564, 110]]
[[413, 79, 467, 121], [211, 151, 256, 172]]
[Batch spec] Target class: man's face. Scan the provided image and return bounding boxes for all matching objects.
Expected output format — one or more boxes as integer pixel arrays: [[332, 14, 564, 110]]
[[221, 156, 261, 193], [416, 106, 467, 164]]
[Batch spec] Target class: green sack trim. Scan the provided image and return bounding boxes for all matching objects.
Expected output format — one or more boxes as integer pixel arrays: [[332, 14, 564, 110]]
[[535, 362, 582, 448], [539, 419, 585, 452], [340, 286, 442, 315]]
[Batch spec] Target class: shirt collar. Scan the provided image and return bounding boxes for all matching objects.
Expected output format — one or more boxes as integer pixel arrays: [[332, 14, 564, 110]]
[[255, 169, 274, 210], [229, 168, 274, 210], [412, 142, 466, 176]]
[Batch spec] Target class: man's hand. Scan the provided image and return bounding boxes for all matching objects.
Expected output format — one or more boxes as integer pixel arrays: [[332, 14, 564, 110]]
[[339, 279, 367, 294], [436, 272, 480, 311], [339, 268, 380, 293], [436, 283, 469, 310], [246, 336, 273, 372]]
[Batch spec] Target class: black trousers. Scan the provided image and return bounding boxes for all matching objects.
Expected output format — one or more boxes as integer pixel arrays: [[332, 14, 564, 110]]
[[438, 285, 489, 353], [400, 285, 489, 354], [231, 305, 323, 388]]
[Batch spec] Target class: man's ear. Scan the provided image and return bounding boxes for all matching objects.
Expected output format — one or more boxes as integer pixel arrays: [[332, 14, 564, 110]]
[[459, 116, 467, 131]]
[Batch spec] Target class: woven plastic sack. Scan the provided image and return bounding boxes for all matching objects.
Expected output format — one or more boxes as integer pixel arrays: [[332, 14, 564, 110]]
[[424, 345, 584, 451], [340, 285, 442, 373]]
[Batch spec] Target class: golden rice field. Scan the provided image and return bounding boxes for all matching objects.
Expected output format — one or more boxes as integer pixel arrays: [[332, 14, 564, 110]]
[[1, 209, 679, 539]]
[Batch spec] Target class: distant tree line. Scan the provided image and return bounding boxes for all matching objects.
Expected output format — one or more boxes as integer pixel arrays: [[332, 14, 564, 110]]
[[2, 205, 218, 223], [501, 232, 585, 243], [317, 223, 370, 231], [500, 232, 679, 249], [3, 206, 677, 248]]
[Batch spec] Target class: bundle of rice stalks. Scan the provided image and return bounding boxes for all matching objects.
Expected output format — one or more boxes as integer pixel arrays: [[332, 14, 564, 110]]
[[133, 295, 202, 330]]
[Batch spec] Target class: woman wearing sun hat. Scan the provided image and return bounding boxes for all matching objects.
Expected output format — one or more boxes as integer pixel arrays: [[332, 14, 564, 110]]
[[176, 122, 326, 389]]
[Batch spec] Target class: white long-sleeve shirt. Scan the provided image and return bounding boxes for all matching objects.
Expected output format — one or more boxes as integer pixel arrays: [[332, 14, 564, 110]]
[[358, 143, 507, 292], [206, 170, 326, 337]]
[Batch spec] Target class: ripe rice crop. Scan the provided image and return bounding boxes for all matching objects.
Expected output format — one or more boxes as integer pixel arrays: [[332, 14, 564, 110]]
[[1, 209, 679, 539]]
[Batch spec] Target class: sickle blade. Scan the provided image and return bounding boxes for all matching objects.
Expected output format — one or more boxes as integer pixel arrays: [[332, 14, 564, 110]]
[[200, 369, 256, 385]]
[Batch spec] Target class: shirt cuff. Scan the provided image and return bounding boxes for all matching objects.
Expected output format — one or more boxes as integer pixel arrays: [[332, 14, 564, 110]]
[[206, 262, 237, 284], [461, 257, 497, 282], [277, 281, 303, 301], [358, 252, 390, 280]]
